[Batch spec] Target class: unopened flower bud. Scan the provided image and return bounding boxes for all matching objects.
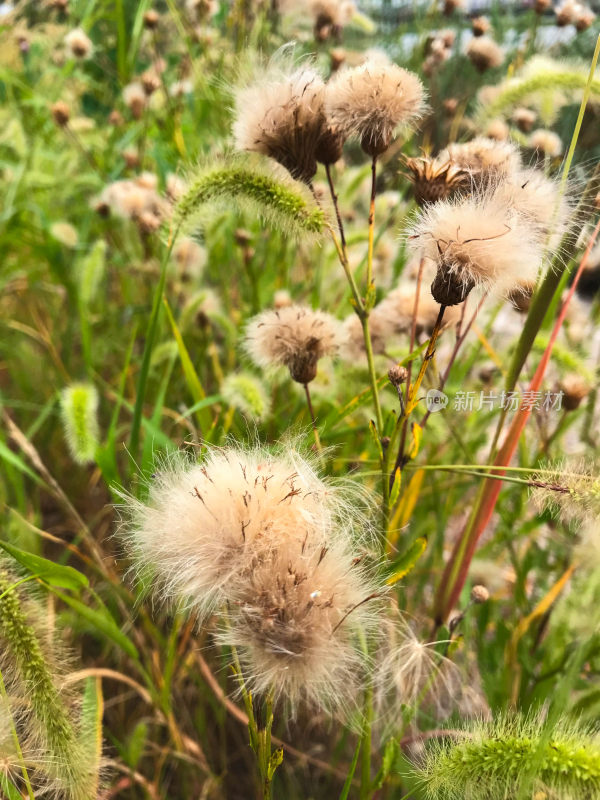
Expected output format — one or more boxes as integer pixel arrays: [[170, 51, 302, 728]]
[[388, 365, 408, 388]]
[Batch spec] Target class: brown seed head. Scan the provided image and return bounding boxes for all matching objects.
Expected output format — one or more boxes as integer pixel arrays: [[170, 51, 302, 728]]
[[388, 365, 408, 388], [143, 9, 160, 29], [471, 15, 490, 36], [403, 154, 469, 206], [559, 374, 591, 411], [51, 101, 70, 127], [245, 306, 344, 384], [325, 60, 426, 156], [471, 584, 489, 604], [466, 36, 504, 72]]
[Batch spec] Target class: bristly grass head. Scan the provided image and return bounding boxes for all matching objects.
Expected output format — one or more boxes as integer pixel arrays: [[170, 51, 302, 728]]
[[415, 712, 600, 800], [171, 154, 326, 241], [60, 383, 99, 466], [222, 372, 271, 421], [530, 459, 600, 528]]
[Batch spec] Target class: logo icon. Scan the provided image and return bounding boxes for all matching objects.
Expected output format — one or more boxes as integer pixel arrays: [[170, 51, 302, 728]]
[[426, 389, 448, 413]]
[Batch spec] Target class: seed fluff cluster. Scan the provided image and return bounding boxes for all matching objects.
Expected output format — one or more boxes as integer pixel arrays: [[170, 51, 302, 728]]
[[407, 138, 571, 305], [121, 444, 381, 711], [244, 305, 344, 384], [233, 56, 425, 178]]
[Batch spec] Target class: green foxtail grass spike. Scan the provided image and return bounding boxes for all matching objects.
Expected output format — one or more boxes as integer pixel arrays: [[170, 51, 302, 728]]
[[416, 714, 600, 800], [222, 373, 271, 421], [478, 66, 600, 123], [173, 156, 325, 239], [60, 384, 99, 465], [0, 563, 97, 799]]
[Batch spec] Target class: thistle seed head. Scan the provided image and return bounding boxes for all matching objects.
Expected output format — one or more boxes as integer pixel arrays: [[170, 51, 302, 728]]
[[325, 60, 426, 156], [245, 305, 344, 384]]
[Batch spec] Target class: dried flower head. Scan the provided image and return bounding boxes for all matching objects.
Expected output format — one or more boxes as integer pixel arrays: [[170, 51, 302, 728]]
[[555, 0, 582, 25], [403, 154, 469, 206], [325, 60, 425, 156], [51, 100, 70, 127], [485, 118, 509, 141], [339, 311, 393, 362], [220, 529, 378, 710], [530, 128, 563, 158], [575, 6, 595, 30], [443, 0, 464, 15], [558, 373, 591, 411], [373, 283, 460, 336], [440, 137, 521, 186], [471, 16, 491, 36], [245, 305, 344, 384], [95, 174, 170, 227], [233, 67, 343, 183], [407, 188, 543, 304], [121, 444, 379, 710], [172, 237, 206, 282], [466, 36, 504, 73], [64, 27, 93, 59], [512, 106, 537, 133], [310, 0, 355, 40], [374, 621, 461, 731], [273, 289, 293, 308], [123, 82, 147, 119], [143, 9, 160, 29]]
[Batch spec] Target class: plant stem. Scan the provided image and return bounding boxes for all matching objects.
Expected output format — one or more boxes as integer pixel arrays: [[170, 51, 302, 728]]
[[324, 166, 388, 532], [359, 683, 373, 800], [366, 156, 377, 289], [433, 213, 600, 629], [130, 225, 180, 456], [303, 382, 322, 453], [0, 666, 35, 800]]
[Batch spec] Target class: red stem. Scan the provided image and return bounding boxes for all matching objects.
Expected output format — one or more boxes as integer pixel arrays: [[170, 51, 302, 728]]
[[435, 215, 600, 625]]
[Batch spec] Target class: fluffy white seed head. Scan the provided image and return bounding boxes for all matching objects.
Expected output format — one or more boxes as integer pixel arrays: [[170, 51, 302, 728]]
[[530, 128, 563, 158], [233, 67, 343, 182], [122, 82, 147, 119], [493, 167, 571, 243], [120, 445, 370, 620], [440, 137, 522, 184], [466, 36, 504, 72], [220, 531, 379, 712], [373, 283, 461, 337], [64, 27, 93, 59], [325, 60, 426, 156], [407, 188, 543, 303], [339, 311, 394, 362], [244, 305, 345, 383]]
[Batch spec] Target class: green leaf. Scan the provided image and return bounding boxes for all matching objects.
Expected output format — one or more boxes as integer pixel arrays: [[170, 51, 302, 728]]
[[80, 677, 103, 797], [0, 540, 88, 591], [385, 537, 427, 587], [52, 589, 139, 661], [0, 775, 23, 800], [268, 747, 284, 780], [372, 737, 399, 790]]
